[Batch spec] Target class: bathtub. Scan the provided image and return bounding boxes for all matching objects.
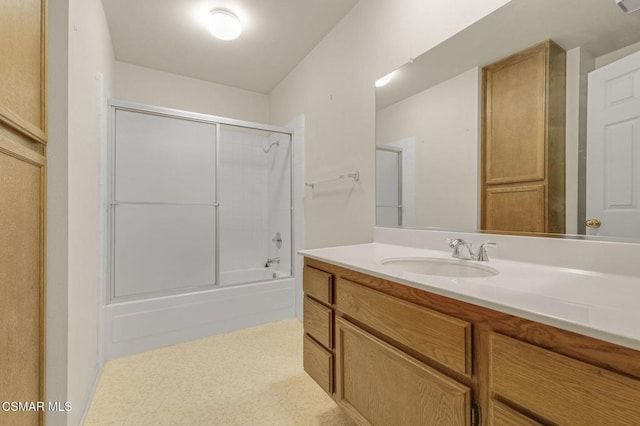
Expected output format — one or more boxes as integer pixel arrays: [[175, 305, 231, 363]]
[[104, 269, 296, 359], [220, 267, 291, 286]]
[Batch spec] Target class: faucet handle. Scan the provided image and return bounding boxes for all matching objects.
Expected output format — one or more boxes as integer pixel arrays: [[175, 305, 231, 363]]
[[477, 241, 497, 262], [447, 238, 464, 248], [447, 238, 466, 258]]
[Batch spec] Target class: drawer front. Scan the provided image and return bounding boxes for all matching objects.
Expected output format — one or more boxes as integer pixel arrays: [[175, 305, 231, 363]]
[[336, 278, 472, 375], [490, 400, 541, 426], [303, 266, 332, 305], [304, 296, 332, 349], [303, 334, 333, 394], [490, 332, 640, 425]]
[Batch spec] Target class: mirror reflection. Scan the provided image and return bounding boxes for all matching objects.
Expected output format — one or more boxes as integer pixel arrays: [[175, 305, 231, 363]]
[[375, 0, 640, 241]]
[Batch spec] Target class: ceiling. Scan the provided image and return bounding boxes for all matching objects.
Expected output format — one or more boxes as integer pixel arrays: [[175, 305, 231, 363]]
[[102, 0, 360, 94], [376, 0, 640, 110]]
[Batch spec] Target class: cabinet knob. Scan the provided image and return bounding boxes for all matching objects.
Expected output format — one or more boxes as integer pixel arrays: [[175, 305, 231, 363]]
[[585, 218, 601, 229]]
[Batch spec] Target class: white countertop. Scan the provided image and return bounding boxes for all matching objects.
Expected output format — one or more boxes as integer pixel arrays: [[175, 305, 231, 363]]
[[300, 242, 640, 351]]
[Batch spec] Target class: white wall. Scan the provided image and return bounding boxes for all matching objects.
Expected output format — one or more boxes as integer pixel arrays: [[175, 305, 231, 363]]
[[595, 40, 640, 69], [46, 0, 70, 424], [376, 68, 481, 230], [67, 0, 115, 423], [115, 62, 270, 123], [269, 0, 510, 248], [48, 1, 115, 424], [566, 47, 595, 235]]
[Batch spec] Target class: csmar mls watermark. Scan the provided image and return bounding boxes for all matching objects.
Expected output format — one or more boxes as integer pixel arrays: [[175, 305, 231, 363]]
[[2, 401, 72, 412]]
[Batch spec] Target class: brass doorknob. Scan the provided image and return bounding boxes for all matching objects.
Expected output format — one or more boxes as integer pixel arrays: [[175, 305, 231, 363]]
[[585, 218, 601, 229]]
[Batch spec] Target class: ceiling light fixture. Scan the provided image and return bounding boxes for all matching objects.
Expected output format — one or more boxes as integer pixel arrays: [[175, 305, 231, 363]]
[[375, 71, 395, 88], [207, 9, 242, 41]]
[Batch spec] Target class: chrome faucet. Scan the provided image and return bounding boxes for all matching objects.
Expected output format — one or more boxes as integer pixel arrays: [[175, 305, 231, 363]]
[[447, 239, 496, 262], [265, 257, 281, 267]]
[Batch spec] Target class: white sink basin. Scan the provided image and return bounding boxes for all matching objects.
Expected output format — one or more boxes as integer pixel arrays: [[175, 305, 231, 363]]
[[380, 257, 499, 278]]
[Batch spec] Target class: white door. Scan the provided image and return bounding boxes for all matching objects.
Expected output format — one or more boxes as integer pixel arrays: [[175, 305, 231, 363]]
[[376, 147, 403, 227], [587, 50, 640, 238]]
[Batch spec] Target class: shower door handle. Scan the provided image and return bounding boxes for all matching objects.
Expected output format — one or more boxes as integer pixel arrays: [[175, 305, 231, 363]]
[[212, 202, 220, 207]]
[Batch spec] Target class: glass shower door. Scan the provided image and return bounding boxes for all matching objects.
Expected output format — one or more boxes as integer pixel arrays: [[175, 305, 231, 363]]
[[111, 109, 218, 300], [217, 124, 292, 286]]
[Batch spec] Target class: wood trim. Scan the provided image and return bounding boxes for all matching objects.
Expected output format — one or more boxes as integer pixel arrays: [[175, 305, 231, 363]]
[[546, 40, 566, 234], [40, 0, 48, 137], [0, 134, 46, 166], [0, 105, 47, 145], [39, 162, 47, 426], [490, 400, 542, 425], [39, 1, 48, 411]]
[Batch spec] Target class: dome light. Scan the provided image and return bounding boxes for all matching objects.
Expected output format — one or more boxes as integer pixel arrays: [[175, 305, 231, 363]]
[[375, 71, 395, 88], [207, 9, 242, 41]]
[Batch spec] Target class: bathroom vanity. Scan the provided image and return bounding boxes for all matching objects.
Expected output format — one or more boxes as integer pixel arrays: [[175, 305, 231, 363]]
[[300, 236, 640, 425]]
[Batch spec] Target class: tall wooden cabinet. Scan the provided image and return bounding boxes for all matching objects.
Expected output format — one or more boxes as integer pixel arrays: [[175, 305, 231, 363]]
[[0, 1, 48, 425], [482, 40, 566, 233]]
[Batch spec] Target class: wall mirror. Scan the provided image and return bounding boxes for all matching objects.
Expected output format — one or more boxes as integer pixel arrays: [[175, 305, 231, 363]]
[[375, 0, 640, 242]]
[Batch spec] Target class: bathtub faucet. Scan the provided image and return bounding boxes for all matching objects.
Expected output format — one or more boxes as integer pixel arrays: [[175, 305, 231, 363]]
[[265, 257, 280, 267]]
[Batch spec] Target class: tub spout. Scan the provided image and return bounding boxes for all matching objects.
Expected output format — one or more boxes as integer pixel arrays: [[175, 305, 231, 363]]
[[265, 257, 280, 267]]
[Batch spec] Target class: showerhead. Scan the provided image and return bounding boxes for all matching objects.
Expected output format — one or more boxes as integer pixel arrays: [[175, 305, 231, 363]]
[[263, 140, 280, 153]]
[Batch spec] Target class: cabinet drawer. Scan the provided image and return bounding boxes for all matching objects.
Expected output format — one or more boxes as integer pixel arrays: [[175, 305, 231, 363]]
[[490, 400, 541, 425], [303, 266, 332, 305], [490, 332, 640, 425], [336, 278, 472, 375], [303, 334, 333, 394], [304, 296, 332, 349], [335, 317, 471, 426]]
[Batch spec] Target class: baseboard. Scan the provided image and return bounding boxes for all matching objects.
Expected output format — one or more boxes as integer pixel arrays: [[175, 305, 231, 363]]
[[77, 363, 102, 426], [105, 279, 296, 359]]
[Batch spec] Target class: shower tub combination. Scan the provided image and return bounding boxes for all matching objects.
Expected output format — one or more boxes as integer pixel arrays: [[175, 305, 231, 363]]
[[104, 100, 298, 359]]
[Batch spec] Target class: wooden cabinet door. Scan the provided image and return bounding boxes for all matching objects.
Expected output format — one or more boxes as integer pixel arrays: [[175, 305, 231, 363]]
[[335, 317, 471, 426], [484, 184, 545, 232], [0, 1, 47, 425], [484, 46, 547, 186]]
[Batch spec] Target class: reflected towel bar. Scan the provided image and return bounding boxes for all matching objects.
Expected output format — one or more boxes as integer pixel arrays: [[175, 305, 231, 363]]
[[305, 171, 360, 189]]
